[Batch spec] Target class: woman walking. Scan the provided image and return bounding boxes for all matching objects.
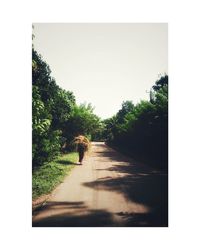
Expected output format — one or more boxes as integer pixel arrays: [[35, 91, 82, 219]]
[[73, 135, 90, 165]]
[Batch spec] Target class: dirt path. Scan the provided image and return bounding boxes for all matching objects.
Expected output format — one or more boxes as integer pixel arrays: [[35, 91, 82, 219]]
[[32, 142, 168, 227]]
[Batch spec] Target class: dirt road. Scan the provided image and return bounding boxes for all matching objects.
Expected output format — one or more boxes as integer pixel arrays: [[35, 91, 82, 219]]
[[32, 142, 168, 227]]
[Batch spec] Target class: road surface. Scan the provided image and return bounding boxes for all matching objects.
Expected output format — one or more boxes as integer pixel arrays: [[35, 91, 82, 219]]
[[32, 142, 168, 227]]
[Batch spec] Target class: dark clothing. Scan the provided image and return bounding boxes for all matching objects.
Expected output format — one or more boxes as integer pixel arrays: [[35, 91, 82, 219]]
[[78, 150, 84, 163], [77, 143, 86, 162], [77, 143, 86, 152]]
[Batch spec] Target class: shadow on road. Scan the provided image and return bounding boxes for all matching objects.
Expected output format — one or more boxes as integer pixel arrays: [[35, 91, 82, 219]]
[[33, 206, 114, 227], [94, 146, 132, 163], [83, 148, 168, 226], [33, 144, 168, 227], [33, 201, 167, 227], [33, 201, 87, 215]]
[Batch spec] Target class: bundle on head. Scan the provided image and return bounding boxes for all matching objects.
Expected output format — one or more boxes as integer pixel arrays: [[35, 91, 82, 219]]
[[73, 135, 90, 152]]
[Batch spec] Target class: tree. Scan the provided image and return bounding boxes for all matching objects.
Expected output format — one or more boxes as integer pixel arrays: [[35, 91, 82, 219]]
[[152, 74, 168, 92], [104, 74, 168, 168], [32, 48, 75, 167], [116, 101, 135, 124], [62, 103, 102, 143]]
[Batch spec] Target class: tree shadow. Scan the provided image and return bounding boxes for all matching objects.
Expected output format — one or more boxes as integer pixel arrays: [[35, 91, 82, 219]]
[[115, 211, 167, 227], [106, 143, 168, 169], [94, 150, 137, 166], [55, 159, 77, 165], [33, 144, 168, 227], [33, 201, 87, 215], [95, 151, 130, 162], [32, 200, 167, 227], [83, 163, 168, 226], [33, 207, 114, 227]]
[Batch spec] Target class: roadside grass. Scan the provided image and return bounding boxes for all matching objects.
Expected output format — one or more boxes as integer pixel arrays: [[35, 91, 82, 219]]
[[32, 152, 78, 200]]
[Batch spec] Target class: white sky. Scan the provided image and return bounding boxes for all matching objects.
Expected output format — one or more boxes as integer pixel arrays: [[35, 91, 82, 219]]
[[33, 23, 168, 119]]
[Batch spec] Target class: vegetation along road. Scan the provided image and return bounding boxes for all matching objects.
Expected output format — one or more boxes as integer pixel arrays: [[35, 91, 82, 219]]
[[33, 142, 168, 227]]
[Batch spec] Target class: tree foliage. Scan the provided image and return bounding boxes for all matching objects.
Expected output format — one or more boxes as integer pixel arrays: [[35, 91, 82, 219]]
[[102, 75, 168, 168], [62, 103, 102, 143], [32, 49, 76, 167], [32, 39, 168, 169], [32, 49, 102, 167]]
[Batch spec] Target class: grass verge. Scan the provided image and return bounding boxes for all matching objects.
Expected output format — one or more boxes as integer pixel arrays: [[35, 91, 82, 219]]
[[32, 152, 78, 201]]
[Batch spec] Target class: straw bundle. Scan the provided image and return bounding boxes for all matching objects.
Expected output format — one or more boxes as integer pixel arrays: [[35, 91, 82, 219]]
[[73, 135, 90, 152]]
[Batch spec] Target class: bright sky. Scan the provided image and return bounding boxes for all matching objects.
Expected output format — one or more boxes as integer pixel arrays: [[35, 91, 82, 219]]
[[33, 23, 168, 119]]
